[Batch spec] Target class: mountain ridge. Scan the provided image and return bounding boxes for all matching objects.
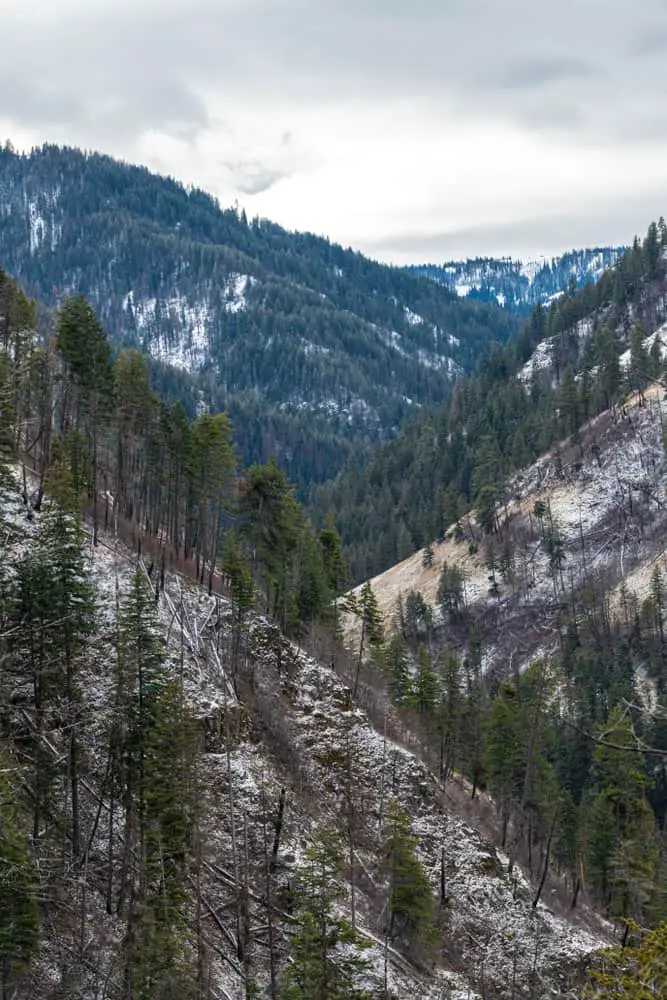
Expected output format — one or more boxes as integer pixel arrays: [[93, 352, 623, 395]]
[[0, 143, 518, 490], [407, 247, 625, 315]]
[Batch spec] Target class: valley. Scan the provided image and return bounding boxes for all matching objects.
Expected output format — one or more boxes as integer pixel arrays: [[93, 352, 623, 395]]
[[1, 148, 666, 1000]]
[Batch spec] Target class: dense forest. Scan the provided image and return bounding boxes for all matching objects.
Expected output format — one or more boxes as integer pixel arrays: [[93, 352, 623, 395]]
[[0, 150, 667, 1000], [408, 248, 624, 315], [0, 143, 518, 492], [317, 219, 667, 581], [2, 232, 667, 996], [0, 267, 426, 999]]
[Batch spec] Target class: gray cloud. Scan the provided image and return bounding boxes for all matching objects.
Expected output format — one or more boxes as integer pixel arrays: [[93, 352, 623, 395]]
[[224, 160, 290, 195], [494, 58, 595, 90], [2, 0, 667, 261], [2, 0, 664, 142], [363, 195, 667, 264]]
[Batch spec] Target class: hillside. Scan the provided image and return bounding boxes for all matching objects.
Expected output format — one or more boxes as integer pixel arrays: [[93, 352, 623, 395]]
[[0, 268, 613, 1000], [408, 249, 624, 315], [1, 472, 612, 1000], [0, 143, 516, 489], [350, 359, 667, 674], [317, 220, 667, 580]]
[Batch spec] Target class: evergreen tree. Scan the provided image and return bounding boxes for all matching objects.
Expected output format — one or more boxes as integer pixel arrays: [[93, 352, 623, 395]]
[[583, 708, 658, 922], [280, 827, 371, 1000], [383, 799, 438, 966], [0, 762, 40, 999], [437, 561, 465, 622], [382, 635, 412, 704], [116, 571, 197, 999]]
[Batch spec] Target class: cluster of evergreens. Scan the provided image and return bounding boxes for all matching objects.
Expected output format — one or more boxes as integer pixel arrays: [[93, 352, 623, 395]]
[[0, 268, 442, 998], [316, 219, 667, 580], [350, 550, 667, 950], [1, 267, 349, 637], [407, 247, 624, 315], [0, 142, 518, 492]]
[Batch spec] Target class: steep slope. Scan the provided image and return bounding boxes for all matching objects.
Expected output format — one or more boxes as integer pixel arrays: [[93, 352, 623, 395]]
[[408, 248, 624, 315], [0, 475, 608, 1000], [350, 366, 667, 675], [0, 143, 517, 488], [0, 264, 612, 999], [317, 222, 667, 580]]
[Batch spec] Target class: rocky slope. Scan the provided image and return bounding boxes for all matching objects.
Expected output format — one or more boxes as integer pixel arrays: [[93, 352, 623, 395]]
[[350, 321, 667, 678], [2, 472, 609, 1000]]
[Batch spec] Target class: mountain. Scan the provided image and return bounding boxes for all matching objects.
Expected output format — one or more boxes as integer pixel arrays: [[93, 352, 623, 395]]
[[0, 143, 517, 490], [0, 266, 611, 1000], [407, 248, 624, 315], [315, 220, 667, 581]]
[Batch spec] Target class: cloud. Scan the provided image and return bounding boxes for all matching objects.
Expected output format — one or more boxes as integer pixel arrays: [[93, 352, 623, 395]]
[[494, 58, 595, 91], [1, 0, 667, 261], [223, 160, 290, 195], [363, 197, 661, 264]]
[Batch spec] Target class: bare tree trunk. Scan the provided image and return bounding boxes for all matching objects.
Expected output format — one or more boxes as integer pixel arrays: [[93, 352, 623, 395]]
[[533, 810, 557, 908]]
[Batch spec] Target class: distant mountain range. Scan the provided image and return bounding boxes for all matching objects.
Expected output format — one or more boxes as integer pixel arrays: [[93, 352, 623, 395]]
[[406, 248, 625, 314], [0, 144, 518, 489]]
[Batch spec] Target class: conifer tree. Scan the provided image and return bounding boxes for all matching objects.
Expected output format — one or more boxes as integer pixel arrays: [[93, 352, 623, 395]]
[[383, 799, 438, 966], [0, 762, 40, 999], [56, 294, 114, 542], [583, 707, 658, 922], [437, 561, 465, 622], [116, 570, 197, 998], [280, 827, 371, 1000], [382, 635, 412, 704], [344, 581, 383, 698]]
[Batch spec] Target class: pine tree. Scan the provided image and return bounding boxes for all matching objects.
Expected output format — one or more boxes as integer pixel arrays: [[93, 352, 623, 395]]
[[382, 635, 412, 705], [344, 581, 384, 699], [583, 708, 658, 922], [280, 827, 371, 1000], [238, 459, 302, 625], [116, 571, 197, 999], [56, 294, 114, 542], [643, 221, 661, 282], [586, 920, 667, 998], [437, 561, 465, 622], [383, 799, 438, 966], [435, 650, 462, 782], [628, 324, 649, 399], [412, 644, 438, 717], [0, 762, 40, 998]]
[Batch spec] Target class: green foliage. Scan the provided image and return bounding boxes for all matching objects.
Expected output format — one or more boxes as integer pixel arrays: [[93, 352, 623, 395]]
[[437, 561, 465, 622], [382, 634, 412, 704], [0, 144, 519, 494], [56, 294, 114, 406], [586, 920, 667, 998], [383, 799, 438, 965], [116, 572, 197, 998], [0, 763, 40, 996], [280, 827, 371, 1000], [582, 708, 658, 922], [403, 589, 434, 639], [314, 224, 665, 581]]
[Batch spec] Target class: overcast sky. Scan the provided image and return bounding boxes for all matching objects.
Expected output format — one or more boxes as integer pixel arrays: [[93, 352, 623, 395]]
[[2, 0, 667, 263]]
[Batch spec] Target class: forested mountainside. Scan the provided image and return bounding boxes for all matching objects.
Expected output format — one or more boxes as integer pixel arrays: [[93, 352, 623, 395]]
[[408, 248, 624, 315], [0, 143, 517, 490], [0, 267, 620, 1000], [317, 219, 667, 581]]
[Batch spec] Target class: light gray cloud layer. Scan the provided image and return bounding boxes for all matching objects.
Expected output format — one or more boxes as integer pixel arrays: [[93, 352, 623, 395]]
[[2, 0, 667, 260]]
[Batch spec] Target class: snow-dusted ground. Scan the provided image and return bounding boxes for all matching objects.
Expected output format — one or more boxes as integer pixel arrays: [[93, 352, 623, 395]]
[[2, 469, 608, 999], [122, 273, 255, 373], [350, 383, 667, 679]]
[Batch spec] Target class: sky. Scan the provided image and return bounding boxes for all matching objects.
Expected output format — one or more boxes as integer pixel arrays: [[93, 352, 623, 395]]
[[2, 0, 667, 264]]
